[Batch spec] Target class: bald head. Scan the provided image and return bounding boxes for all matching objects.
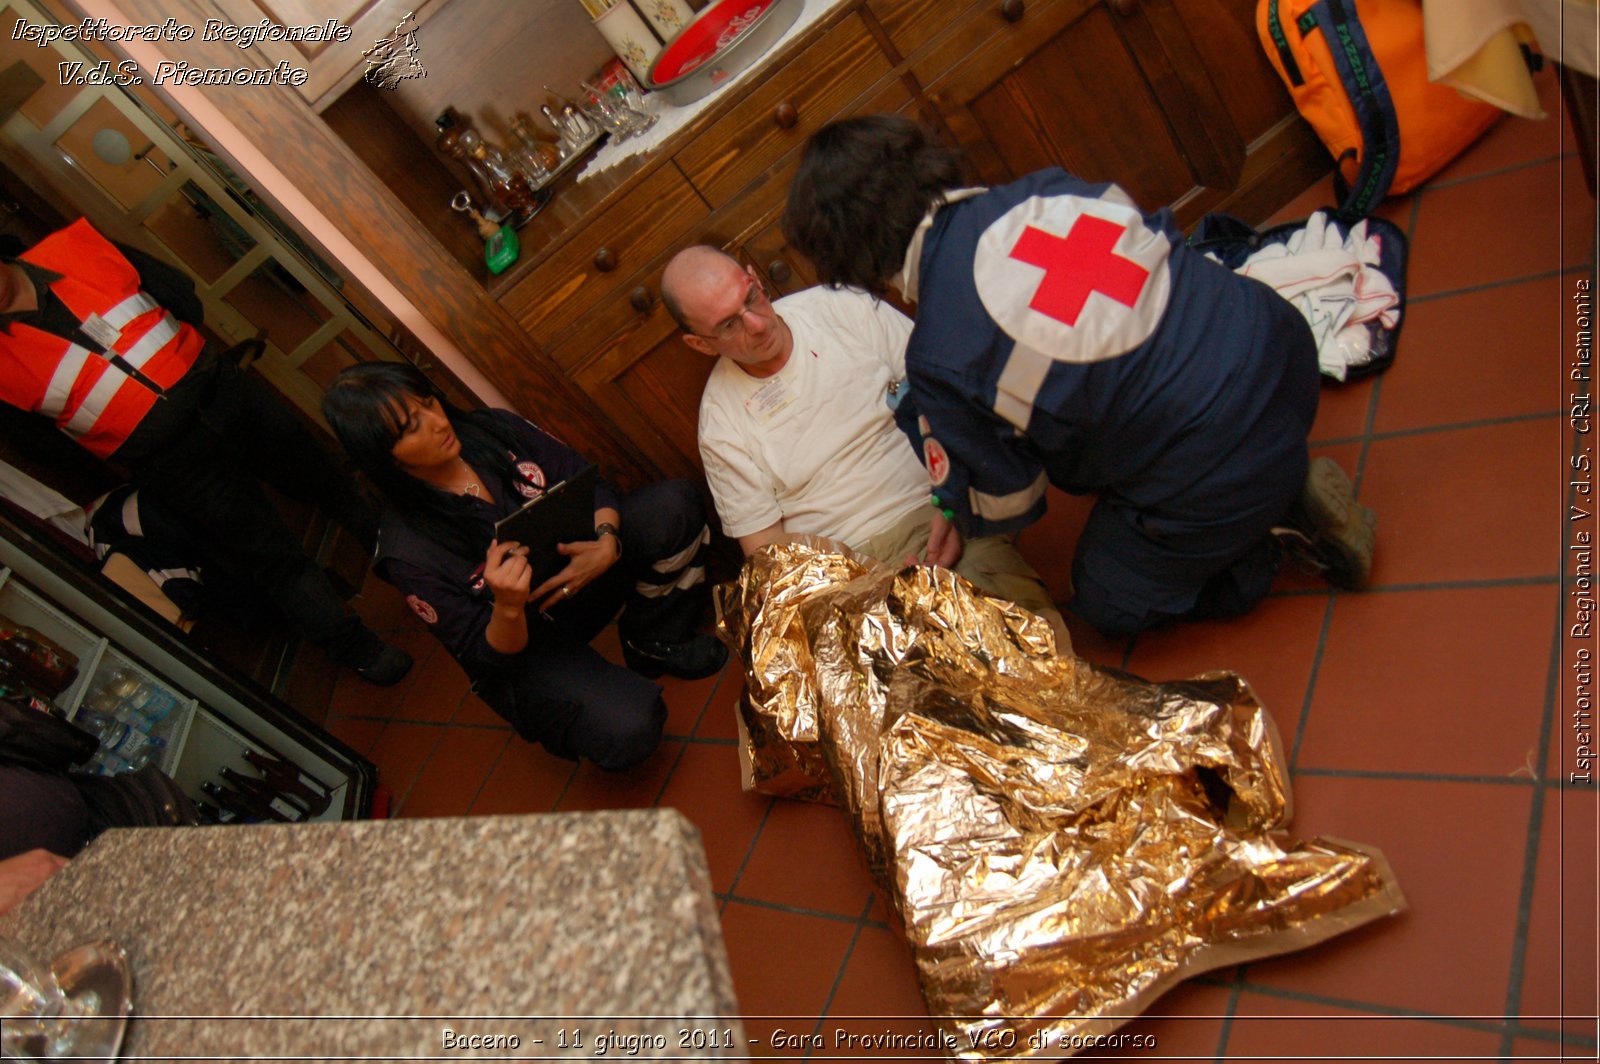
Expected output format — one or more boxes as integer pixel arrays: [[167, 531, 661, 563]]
[[661, 245, 742, 334], [661, 245, 792, 375]]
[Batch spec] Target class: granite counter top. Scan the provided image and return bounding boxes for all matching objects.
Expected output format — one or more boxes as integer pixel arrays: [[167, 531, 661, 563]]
[[0, 809, 743, 1059]]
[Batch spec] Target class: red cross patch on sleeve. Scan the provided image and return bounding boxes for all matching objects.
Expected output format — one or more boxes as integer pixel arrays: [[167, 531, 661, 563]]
[[406, 594, 439, 625], [974, 192, 1173, 365], [1009, 216, 1151, 326], [515, 461, 547, 498], [923, 437, 951, 486]]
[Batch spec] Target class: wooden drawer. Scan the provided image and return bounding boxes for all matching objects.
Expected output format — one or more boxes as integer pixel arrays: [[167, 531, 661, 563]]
[[864, 0, 985, 60], [911, 0, 1097, 105], [499, 163, 709, 348], [675, 12, 894, 210]]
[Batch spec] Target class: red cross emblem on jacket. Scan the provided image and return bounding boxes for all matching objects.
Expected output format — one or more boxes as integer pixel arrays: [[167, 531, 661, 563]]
[[1009, 216, 1151, 327]]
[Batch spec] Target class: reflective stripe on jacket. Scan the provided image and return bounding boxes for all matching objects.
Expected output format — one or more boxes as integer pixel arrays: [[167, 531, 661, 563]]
[[4, 218, 203, 457]]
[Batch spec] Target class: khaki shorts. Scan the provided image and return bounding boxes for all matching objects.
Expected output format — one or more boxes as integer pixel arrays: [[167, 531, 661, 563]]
[[855, 508, 1069, 649]]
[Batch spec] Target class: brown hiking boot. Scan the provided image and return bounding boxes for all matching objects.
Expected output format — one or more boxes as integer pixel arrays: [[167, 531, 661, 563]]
[[1272, 457, 1377, 589]]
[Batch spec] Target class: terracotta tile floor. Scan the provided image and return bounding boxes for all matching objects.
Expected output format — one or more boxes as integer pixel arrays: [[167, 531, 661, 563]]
[[328, 68, 1597, 1060]]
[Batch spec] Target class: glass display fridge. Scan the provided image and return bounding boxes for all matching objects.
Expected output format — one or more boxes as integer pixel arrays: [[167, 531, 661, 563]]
[[0, 505, 375, 822]]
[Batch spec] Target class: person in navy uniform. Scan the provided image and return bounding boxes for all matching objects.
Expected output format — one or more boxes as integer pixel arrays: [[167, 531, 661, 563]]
[[782, 116, 1377, 637], [0, 219, 410, 683], [321, 362, 725, 771]]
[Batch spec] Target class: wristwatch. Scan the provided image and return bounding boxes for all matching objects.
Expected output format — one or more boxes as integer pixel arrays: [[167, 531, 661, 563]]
[[595, 522, 622, 556]]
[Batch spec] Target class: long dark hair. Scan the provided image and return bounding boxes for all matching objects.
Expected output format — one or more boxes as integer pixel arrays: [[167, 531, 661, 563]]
[[322, 362, 513, 562], [783, 114, 965, 293]]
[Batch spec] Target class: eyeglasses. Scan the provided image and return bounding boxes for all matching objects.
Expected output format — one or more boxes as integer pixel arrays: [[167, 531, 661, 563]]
[[695, 275, 768, 341]]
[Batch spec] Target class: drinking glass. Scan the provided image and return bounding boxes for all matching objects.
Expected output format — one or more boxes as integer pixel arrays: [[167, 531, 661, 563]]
[[610, 67, 658, 134], [582, 80, 656, 139], [0, 933, 86, 1057]]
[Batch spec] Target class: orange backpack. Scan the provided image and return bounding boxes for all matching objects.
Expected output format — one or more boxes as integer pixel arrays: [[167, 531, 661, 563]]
[[1257, 0, 1502, 215]]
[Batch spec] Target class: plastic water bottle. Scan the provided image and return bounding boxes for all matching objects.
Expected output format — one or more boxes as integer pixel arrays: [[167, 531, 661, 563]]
[[77, 709, 166, 772], [90, 667, 177, 731], [117, 682, 178, 730]]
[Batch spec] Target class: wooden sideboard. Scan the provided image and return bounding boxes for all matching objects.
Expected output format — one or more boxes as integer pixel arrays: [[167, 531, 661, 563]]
[[112, 0, 1329, 495]]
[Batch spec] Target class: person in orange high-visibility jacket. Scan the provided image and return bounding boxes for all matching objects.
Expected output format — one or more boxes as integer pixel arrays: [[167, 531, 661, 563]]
[[0, 218, 412, 684]]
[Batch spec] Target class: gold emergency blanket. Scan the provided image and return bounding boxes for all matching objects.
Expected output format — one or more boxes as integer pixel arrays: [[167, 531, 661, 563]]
[[716, 541, 1406, 1059]]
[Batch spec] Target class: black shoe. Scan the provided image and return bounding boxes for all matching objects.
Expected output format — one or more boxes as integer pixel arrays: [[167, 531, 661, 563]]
[[355, 643, 413, 686], [623, 634, 728, 680]]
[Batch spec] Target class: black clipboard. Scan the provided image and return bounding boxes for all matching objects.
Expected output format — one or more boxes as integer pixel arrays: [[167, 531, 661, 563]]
[[492, 464, 599, 587]]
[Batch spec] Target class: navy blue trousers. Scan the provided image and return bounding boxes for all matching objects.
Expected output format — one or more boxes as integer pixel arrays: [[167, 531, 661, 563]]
[[475, 480, 709, 771]]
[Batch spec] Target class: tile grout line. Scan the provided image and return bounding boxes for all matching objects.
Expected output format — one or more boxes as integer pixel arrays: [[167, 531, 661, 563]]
[[719, 797, 777, 918], [710, 883, 870, 928], [1285, 581, 1339, 774], [1420, 152, 1571, 193], [806, 894, 879, 1052], [648, 738, 693, 810], [1263, 286, 1388, 1017], [684, 664, 733, 740], [1312, 408, 1564, 449], [1225, 979, 1587, 1042], [716, 892, 876, 927], [457, 730, 513, 817], [1210, 968, 1246, 1062], [548, 756, 580, 811], [1293, 766, 1545, 786], [1282, 269, 1383, 779], [1268, 575, 1561, 599], [379, 717, 444, 818], [1496, 598, 1569, 1057], [461, 728, 515, 816], [1270, 354, 1355, 979], [1349, 295, 1386, 498], [1408, 265, 1575, 307], [1289, 278, 1388, 770]]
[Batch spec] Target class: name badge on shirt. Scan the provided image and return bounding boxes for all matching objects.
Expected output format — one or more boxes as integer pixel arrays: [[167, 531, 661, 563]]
[[744, 374, 797, 424], [80, 312, 122, 350]]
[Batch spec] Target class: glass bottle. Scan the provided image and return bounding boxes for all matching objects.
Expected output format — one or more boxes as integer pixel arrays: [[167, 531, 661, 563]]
[[540, 104, 580, 155], [435, 111, 512, 220], [0, 623, 79, 697], [510, 117, 561, 184], [220, 765, 308, 821], [561, 103, 596, 141], [244, 747, 331, 815], [458, 127, 543, 224], [201, 778, 287, 823]]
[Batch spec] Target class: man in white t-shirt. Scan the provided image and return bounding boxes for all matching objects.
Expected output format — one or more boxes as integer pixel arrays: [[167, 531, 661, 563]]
[[664, 245, 1066, 644]]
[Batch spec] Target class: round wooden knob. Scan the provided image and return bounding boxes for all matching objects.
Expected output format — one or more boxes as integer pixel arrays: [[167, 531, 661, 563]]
[[629, 286, 653, 312], [1000, 0, 1025, 22], [773, 100, 798, 129], [1109, 0, 1138, 14], [767, 258, 792, 285], [594, 247, 617, 273]]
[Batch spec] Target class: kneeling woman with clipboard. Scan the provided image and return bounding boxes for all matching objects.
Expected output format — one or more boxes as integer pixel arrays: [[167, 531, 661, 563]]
[[323, 363, 725, 771]]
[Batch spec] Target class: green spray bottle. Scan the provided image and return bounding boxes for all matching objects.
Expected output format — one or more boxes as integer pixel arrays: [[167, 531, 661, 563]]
[[451, 192, 520, 276]]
